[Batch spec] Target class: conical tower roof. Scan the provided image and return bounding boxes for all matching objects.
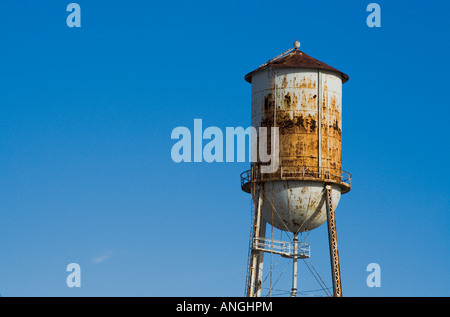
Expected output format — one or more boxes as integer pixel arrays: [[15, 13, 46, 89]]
[[244, 47, 349, 83]]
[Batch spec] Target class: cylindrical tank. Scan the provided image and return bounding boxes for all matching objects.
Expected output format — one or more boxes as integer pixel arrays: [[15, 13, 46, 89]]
[[241, 43, 351, 233]]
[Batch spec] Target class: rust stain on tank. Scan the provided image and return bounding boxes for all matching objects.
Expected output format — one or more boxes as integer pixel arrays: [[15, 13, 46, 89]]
[[284, 93, 292, 109], [281, 75, 289, 89], [309, 118, 316, 133], [293, 76, 316, 89], [264, 93, 274, 112], [330, 119, 341, 136]]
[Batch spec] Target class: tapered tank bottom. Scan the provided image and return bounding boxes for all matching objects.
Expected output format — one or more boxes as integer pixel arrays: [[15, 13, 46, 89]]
[[254, 181, 341, 233]]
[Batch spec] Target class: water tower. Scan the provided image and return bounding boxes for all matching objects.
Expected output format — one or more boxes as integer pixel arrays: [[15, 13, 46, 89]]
[[241, 41, 351, 297]]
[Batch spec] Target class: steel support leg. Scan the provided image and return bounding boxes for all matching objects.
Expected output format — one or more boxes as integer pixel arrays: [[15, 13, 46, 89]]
[[247, 188, 264, 297], [291, 233, 298, 297], [325, 184, 342, 297], [255, 220, 266, 297]]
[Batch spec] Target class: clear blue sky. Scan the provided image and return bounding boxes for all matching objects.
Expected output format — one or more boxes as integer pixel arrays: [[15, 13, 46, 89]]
[[0, 0, 449, 297]]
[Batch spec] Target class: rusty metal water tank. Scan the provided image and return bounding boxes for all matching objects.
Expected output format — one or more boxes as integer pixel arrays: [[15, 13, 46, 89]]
[[241, 42, 351, 233]]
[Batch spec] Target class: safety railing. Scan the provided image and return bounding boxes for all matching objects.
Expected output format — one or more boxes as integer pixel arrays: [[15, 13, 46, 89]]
[[240, 165, 351, 193], [253, 237, 310, 259]]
